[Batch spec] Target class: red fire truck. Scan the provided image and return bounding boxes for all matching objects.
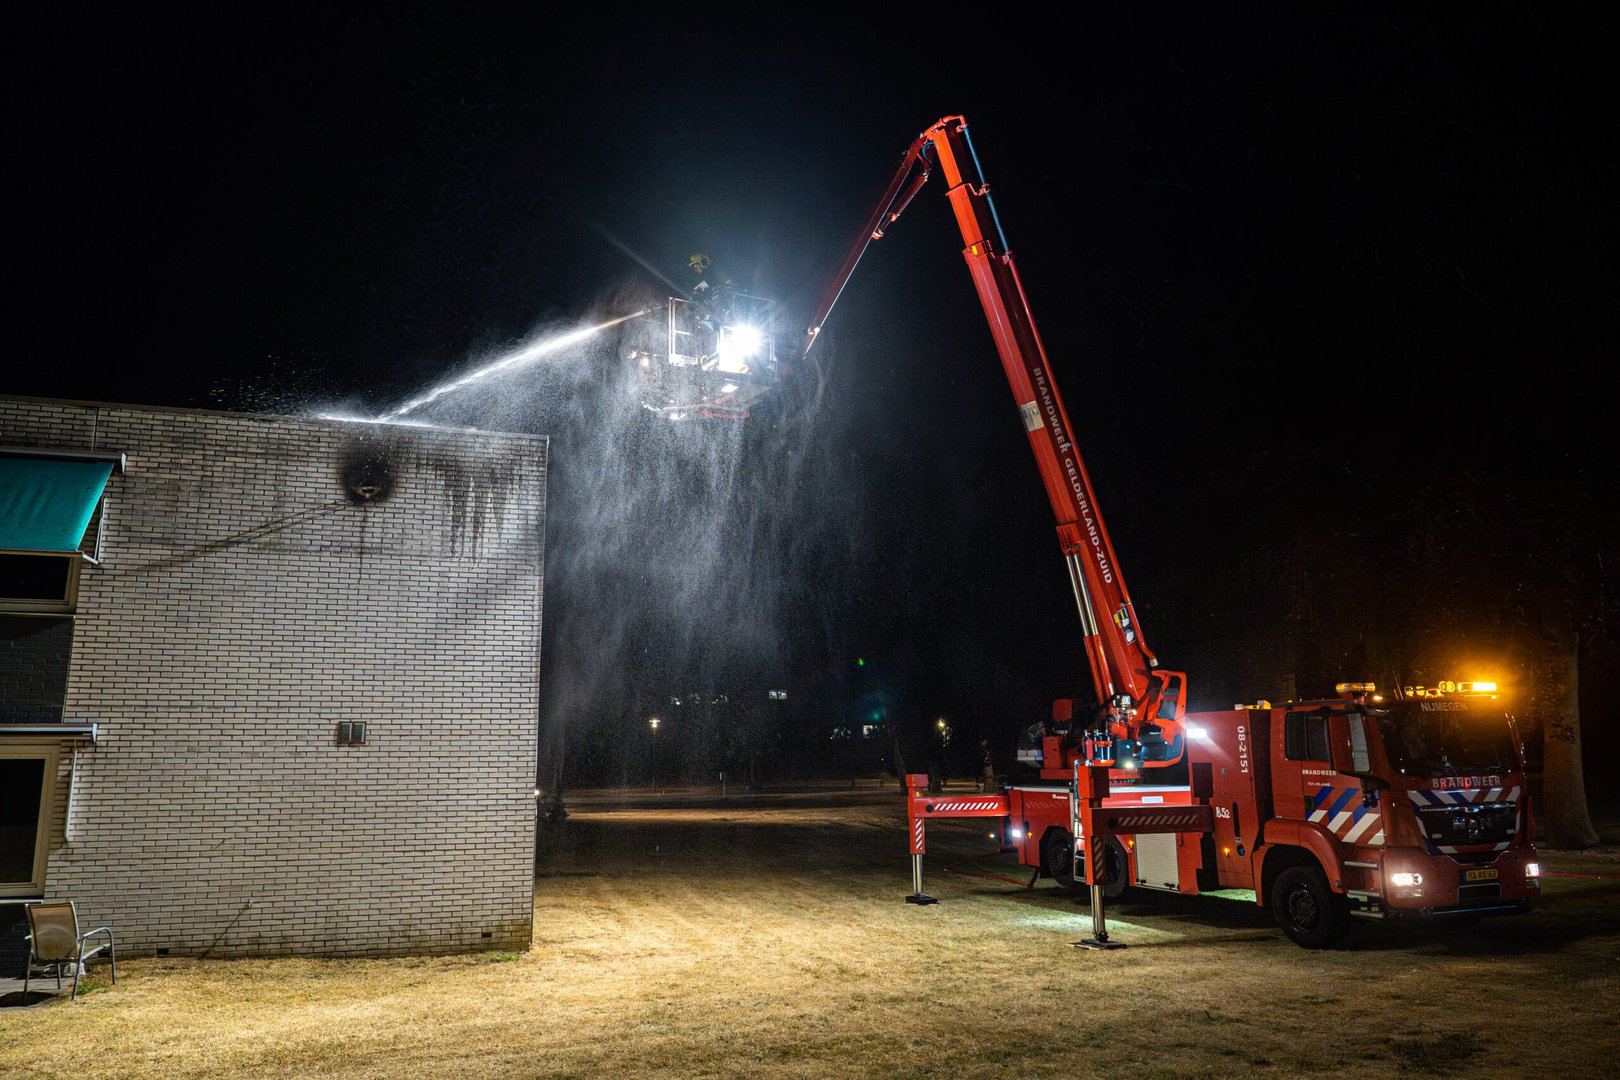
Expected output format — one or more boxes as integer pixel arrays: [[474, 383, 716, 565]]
[[806, 116, 1541, 947]]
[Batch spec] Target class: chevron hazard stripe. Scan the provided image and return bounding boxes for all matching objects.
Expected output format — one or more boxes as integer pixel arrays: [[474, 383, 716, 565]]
[[1405, 786, 1521, 853], [1104, 811, 1204, 829], [1096, 805, 1214, 835], [1309, 786, 1387, 846], [915, 798, 1011, 818]]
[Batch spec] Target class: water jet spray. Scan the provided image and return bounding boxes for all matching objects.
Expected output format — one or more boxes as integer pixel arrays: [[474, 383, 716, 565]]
[[381, 308, 654, 419]]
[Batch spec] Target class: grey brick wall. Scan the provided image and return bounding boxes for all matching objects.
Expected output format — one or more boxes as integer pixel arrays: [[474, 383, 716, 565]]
[[0, 616, 74, 723], [0, 399, 545, 957]]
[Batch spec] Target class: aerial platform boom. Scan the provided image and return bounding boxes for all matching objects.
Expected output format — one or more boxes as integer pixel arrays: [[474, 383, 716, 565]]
[[807, 116, 1184, 761]]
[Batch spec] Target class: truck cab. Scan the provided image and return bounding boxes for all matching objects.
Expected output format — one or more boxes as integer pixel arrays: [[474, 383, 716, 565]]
[[1201, 681, 1540, 944]]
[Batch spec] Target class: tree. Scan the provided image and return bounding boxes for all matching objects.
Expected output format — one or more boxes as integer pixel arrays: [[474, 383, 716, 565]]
[[1529, 615, 1600, 848]]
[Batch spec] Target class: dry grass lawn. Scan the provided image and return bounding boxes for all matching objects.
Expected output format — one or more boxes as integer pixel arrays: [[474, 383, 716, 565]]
[[3, 788, 1617, 1078]]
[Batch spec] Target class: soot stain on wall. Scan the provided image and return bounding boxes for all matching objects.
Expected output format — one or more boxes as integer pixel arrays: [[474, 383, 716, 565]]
[[339, 441, 400, 505], [337, 430, 539, 557]]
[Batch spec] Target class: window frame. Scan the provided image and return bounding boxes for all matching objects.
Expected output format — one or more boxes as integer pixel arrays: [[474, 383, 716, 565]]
[[0, 550, 81, 614], [1284, 710, 1332, 763], [0, 743, 59, 898]]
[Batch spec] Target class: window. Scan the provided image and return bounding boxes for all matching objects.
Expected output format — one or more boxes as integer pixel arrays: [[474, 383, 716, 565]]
[[1349, 712, 1372, 773], [1285, 711, 1331, 762], [0, 747, 57, 897], [0, 552, 80, 613]]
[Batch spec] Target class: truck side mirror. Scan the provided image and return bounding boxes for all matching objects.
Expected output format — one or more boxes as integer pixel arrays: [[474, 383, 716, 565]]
[[1328, 712, 1382, 784], [1328, 715, 1354, 775]]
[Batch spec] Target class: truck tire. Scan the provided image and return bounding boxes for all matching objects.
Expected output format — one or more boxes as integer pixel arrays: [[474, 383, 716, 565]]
[[1042, 830, 1128, 900], [1271, 865, 1348, 948], [1042, 829, 1079, 890], [1100, 836, 1129, 900]]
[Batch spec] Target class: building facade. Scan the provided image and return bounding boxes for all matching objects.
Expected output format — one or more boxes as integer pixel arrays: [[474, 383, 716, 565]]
[[1, 399, 545, 957]]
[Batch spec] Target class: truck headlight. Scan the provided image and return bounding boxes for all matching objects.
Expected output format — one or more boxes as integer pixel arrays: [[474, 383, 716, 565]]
[[1525, 862, 1540, 878], [1390, 872, 1423, 887]]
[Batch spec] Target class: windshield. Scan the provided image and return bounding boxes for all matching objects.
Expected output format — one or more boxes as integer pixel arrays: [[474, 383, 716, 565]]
[[1373, 700, 1519, 779]]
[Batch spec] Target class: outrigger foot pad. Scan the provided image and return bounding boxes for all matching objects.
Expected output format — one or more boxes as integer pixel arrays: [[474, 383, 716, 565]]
[[904, 894, 939, 906], [1070, 937, 1126, 950]]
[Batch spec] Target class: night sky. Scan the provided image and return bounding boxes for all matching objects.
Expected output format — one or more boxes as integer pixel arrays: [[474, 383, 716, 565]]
[[12, 8, 1615, 782]]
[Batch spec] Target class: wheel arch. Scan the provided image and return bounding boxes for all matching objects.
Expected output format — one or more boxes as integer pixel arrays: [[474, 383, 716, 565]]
[[1039, 826, 1128, 897], [1257, 843, 1333, 907]]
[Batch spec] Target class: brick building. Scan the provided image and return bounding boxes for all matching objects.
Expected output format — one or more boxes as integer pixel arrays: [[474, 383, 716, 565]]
[[1, 398, 545, 958]]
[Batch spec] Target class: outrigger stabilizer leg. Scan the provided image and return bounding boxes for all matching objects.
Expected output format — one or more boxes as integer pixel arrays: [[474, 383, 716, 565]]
[[905, 852, 938, 906], [913, 816, 939, 906], [903, 777, 939, 904], [1068, 762, 1125, 949], [1070, 883, 1125, 950]]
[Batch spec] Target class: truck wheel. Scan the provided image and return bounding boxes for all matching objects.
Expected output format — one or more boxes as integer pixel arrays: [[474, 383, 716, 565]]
[[1271, 865, 1347, 948], [1042, 830, 1128, 899], [1043, 830, 1079, 890], [1101, 837, 1130, 900]]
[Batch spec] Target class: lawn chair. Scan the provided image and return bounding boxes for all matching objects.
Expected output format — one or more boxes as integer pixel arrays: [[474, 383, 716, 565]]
[[23, 901, 116, 1002]]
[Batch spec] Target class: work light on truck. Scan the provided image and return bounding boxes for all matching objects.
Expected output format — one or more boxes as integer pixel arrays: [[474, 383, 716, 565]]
[[1525, 863, 1541, 878], [717, 323, 765, 369]]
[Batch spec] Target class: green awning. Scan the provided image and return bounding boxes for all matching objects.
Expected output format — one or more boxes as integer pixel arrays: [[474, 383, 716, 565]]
[[0, 457, 115, 552]]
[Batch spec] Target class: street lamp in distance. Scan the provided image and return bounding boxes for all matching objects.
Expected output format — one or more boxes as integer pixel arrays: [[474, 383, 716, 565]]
[[649, 716, 661, 794]]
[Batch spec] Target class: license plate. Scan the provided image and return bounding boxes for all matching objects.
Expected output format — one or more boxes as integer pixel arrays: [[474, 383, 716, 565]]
[[1465, 868, 1499, 882]]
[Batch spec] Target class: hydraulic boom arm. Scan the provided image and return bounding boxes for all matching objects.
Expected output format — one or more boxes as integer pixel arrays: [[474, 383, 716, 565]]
[[806, 116, 1185, 760]]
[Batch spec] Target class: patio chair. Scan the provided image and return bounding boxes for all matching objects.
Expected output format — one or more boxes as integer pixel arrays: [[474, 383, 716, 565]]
[[23, 901, 116, 1002]]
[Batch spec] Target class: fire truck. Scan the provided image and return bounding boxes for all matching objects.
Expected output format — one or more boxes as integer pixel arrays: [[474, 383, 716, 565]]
[[805, 116, 1541, 947]]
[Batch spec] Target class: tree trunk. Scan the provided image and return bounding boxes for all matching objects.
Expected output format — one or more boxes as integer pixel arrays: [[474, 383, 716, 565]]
[[978, 737, 998, 792], [1538, 623, 1599, 849]]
